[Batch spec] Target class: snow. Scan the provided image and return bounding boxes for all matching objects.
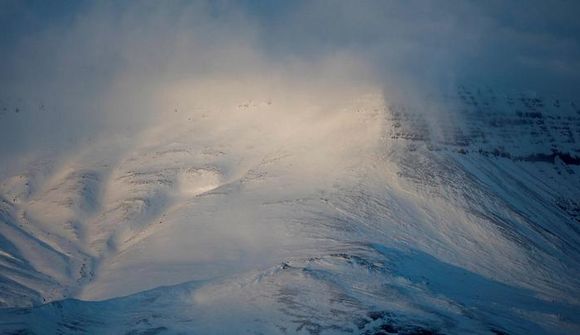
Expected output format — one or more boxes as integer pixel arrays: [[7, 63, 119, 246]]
[[0, 85, 579, 334]]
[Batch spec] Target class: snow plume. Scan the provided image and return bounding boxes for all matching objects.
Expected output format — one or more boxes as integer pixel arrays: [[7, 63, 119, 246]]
[[1, 0, 580, 168], [0, 1, 381, 174]]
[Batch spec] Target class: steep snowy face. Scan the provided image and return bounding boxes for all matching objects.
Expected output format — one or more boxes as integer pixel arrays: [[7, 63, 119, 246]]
[[0, 86, 579, 334], [382, 87, 580, 297]]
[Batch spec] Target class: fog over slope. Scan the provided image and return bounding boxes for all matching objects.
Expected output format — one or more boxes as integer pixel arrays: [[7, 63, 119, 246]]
[[2, 0, 580, 165], [0, 1, 579, 334]]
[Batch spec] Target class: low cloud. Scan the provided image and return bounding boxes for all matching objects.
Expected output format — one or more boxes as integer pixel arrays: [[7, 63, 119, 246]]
[[1, 1, 579, 172]]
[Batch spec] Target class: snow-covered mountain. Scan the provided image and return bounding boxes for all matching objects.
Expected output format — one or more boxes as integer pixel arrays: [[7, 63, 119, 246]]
[[0, 86, 579, 334]]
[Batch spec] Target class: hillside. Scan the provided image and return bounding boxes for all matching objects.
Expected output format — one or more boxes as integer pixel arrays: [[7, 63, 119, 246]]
[[0, 87, 579, 334]]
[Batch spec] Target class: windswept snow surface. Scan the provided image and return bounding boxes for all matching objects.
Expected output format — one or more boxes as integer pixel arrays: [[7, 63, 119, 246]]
[[1, 86, 579, 334]]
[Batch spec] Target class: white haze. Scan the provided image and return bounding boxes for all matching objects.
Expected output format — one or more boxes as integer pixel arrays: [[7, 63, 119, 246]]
[[1, 1, 579, 173], [0, 1, 376, 175]]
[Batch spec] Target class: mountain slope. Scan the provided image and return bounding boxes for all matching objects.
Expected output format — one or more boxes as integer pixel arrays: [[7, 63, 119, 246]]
[[0, 87, 579, 334]]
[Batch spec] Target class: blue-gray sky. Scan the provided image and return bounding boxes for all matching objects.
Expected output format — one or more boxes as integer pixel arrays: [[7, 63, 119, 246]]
[[2, 1, 580, 91], [1, 0, 579, 167]]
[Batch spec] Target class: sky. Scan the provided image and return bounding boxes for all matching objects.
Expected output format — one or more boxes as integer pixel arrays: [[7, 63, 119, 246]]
[[1, 0, 579, 170]]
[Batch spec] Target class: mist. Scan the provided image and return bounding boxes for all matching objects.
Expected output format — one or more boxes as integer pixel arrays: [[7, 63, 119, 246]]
[[1, 0, 579, 173]]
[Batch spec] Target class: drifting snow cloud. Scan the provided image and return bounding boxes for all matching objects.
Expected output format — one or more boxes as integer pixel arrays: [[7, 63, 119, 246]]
[[1, 0, 579, 171]]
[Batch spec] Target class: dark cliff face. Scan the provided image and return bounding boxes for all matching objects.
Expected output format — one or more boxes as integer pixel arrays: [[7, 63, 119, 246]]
[[387, 85, 580, 230], [387, 86, 580, 164]]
